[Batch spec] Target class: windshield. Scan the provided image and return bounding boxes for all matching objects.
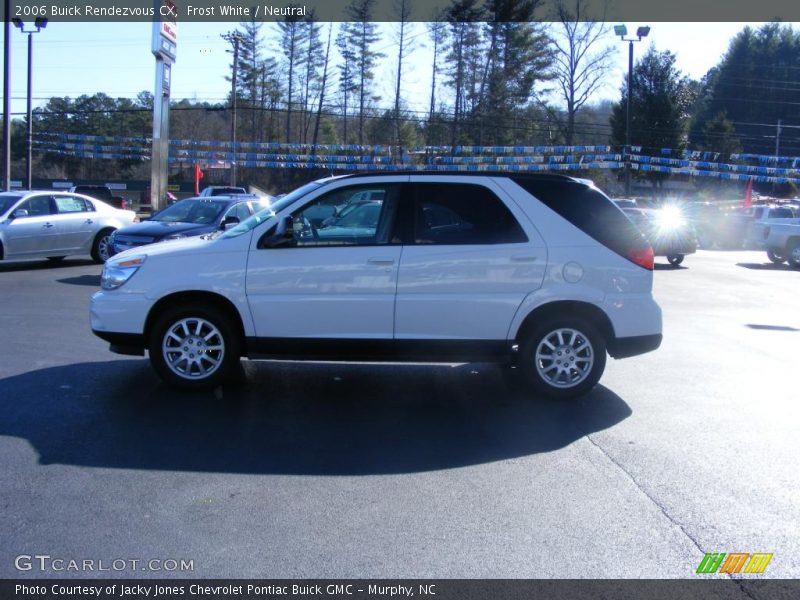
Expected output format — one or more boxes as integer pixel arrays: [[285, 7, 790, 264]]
[[152, 199, 229, 224], [221, 181, 324, 239], [0, 193, 22, 215]]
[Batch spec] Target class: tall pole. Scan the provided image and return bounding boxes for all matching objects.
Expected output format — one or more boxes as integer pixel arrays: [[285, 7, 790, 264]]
[[3, 2, 11, 191], [25, 31, 32, 189], [230, 35, 239, 187], [625, 40, 633, 197], [775, 119, 782, 158]]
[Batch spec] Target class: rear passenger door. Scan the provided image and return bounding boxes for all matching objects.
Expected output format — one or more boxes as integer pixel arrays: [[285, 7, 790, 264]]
[[51, 195, 95, 252], [394, 177, 546, 341]]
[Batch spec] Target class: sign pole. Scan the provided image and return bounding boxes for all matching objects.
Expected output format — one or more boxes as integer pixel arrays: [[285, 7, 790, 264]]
[[150, 0, 177, 213]]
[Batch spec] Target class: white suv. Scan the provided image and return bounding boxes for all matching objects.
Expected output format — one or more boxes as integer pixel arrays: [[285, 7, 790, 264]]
[[91, 174, 662, 399]]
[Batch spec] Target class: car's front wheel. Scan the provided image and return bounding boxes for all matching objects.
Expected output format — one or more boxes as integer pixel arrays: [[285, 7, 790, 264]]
[[517, 317, 606, 400], [766, 250, 785, 264], [148, 305, 241, 389], [667, 254, 684, 266]]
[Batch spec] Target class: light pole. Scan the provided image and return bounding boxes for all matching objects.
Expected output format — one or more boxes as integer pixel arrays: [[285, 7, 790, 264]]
[[12, 17, 47, 190], [221, 32, 242, 187], [615, 24, 650, 197]]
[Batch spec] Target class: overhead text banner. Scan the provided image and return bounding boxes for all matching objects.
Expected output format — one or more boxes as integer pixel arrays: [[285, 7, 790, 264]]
[[5, 0, 800, 22]]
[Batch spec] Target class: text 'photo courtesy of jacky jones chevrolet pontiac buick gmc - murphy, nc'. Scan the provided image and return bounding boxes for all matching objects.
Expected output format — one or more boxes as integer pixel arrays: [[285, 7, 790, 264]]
[[90, 173, 663, 400]]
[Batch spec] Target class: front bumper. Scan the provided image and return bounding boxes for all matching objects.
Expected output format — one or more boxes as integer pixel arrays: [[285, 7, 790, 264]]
[[90, 290, 150, 354], [91, 330, 145, 355]]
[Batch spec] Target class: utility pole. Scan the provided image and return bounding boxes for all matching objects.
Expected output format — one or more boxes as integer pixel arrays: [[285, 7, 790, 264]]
[[3, 0, 11, 190], [222, 32, 241, 187], [775, 119, 782, 158]]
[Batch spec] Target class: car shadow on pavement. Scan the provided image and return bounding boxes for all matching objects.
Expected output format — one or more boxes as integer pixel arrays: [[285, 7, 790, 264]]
[[654, 263, 688, 270], [0, 360, 631, 476], [736, 262, 797, 271], [56, 274, 102, 287], [0, 258, 95, 272]]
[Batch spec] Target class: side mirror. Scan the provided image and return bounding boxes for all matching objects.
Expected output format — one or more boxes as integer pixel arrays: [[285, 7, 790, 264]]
[[11, 208, 28, 219], [263, 215, 296, 248], [221, 215, 240, 230]]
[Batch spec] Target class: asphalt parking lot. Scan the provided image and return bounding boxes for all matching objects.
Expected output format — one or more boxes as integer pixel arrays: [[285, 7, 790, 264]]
[[0, 250, 798, 579]]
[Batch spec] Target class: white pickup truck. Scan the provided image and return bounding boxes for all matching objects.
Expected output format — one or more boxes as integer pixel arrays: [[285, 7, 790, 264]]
[[763, 222, 800, 267]]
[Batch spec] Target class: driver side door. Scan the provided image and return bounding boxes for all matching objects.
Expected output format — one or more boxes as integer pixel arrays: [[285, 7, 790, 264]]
[[245, 180, 407, 347]]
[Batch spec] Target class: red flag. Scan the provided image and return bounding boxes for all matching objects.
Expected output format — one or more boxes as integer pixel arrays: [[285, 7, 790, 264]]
[[743, 178, 753, 209], [194, 163, 204, 195]]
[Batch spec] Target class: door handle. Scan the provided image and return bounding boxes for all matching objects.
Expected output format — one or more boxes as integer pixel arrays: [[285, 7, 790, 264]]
[[85, 219, 93, 224], [43, 222, 54, 228], [510, 255, 536, 262], [367, 258, 395, 266]]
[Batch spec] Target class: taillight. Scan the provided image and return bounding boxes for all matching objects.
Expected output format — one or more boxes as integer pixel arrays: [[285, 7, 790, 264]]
[[120, 199, 126, 210], [629, 244, 654, 270]]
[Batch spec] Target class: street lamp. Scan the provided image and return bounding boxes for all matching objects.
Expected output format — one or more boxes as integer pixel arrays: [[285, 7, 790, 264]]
[[615, 24, 650, 197], [12, 16, 47, 190]]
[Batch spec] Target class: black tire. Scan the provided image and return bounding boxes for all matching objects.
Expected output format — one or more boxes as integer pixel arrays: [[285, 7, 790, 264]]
[[787, 240, 800, 269], [148, 304, 241, 390], [90, 228, 115, 264], [766, 250, 785, 265], [47, 256, 66, 262], [667, 254, 684, 266], [517, 316, 607, 400]]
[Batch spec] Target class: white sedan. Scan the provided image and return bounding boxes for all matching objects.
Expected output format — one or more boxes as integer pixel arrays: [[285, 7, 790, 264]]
[[0, 190, 138, 263]]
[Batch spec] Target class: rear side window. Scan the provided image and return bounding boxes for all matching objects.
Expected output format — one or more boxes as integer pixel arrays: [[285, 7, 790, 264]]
[[769, 208, 793, 219], [412, 183, 527, 245], [513, 178, 647, 260], [54, 196, 89, 213]]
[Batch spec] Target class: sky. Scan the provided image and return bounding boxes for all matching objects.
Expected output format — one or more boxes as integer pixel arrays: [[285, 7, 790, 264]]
[[6, 21, 792, 121]]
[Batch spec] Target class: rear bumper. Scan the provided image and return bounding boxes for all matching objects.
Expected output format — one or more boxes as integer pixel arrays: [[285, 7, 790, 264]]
[[608, 333, 662, 359]]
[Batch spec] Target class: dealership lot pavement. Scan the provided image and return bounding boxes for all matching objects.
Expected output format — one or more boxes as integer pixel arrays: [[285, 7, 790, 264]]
[[1, 250, 798, 579]]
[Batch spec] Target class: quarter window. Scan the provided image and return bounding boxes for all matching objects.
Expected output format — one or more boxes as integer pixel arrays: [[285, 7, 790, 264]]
[[413, 183, 528, 245]]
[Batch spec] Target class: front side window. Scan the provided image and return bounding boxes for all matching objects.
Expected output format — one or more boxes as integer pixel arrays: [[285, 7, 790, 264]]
[[413, 183, 528, 245], [288, 184, 403, 247], [17, 196, 54, 217]]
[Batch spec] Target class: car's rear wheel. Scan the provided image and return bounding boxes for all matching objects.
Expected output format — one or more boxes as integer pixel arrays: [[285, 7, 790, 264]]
[[91, 228, 115, 264], [517, 317, 606, 400], [667, 254, 684, 266], [148, 305, 241, 390], [787, 240, 800, 269], [766, 250, 785, 264]]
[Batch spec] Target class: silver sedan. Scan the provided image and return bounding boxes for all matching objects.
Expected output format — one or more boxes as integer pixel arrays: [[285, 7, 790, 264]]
[[0, 191, 138, 263]]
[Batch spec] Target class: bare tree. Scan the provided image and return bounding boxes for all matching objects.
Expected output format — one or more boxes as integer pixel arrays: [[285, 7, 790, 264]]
[[426, 18, 447, 147], [312, 24, 334, 148], [392, 0, 414, 152], [551, 0, 616, 144]]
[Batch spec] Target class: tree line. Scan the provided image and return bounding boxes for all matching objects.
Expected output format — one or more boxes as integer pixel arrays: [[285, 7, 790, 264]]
[[12, 0, 800, 194]]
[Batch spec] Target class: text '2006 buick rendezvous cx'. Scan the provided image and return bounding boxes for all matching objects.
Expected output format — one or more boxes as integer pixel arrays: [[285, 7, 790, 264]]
[[91, 173, 662, 399]]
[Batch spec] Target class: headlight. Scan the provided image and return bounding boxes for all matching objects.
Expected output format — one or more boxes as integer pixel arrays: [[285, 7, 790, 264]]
[[655, 206, 686, 231], [164, 233, 186, 241], [101, 255, 146, 290]]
